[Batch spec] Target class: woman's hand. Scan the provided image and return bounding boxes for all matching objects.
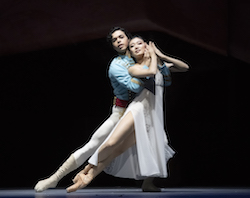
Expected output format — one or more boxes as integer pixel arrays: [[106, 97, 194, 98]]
[[152, 42, 165, 58], [147, 41, 156, 56], [144, 45, 151, 60], [152, 42, 189, 72]]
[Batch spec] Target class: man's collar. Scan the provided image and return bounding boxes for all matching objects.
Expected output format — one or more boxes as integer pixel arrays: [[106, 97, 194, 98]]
[[118, 50, 131, 58]]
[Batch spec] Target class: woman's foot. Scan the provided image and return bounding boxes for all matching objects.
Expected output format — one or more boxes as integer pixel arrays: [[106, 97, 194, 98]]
[[72, 164, 93, 183], [67, 166, 94, 193]]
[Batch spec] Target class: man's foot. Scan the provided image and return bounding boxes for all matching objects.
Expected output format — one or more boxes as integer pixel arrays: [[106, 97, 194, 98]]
[[34, 177, 58, 192], [35, 155, 78, 192]]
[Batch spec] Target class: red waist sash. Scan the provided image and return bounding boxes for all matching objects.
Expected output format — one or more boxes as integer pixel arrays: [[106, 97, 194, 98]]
[[113, 97, 129, 108]]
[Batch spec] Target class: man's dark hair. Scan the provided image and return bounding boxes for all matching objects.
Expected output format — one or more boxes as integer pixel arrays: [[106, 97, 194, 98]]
[[106, 27, 132, 45]]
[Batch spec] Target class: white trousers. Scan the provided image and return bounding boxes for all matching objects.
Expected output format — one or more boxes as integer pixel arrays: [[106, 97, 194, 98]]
[[72, 105, 125, 167]]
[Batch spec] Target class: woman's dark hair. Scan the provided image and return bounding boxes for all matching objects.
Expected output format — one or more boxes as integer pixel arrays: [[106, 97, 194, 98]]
[[106, 27, 132, 45], [128, 35, 147, 50], [130, 35, 146, 42]]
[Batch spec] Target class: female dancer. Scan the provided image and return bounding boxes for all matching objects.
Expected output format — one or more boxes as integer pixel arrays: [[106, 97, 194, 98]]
[[67, 36, 189, 192]]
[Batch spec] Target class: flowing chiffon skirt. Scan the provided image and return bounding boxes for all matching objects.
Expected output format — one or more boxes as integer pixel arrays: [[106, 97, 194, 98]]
[[88, 72, 175, 180]]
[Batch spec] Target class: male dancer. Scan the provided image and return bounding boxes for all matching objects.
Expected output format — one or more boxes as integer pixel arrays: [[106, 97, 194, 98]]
[[35, 27, 150, 192]]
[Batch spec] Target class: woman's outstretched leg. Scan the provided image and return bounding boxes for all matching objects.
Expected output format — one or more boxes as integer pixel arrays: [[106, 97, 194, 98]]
[[67, 126, 136, 193], [97, 112, 135, 163]]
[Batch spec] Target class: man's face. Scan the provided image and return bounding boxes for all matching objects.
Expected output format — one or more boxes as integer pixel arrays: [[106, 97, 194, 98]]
[[111, 30, 129, 54]]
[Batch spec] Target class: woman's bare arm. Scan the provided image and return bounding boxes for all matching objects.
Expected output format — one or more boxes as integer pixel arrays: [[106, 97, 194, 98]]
[[153, 43, 189, 72], [128, 42, 158, 78]]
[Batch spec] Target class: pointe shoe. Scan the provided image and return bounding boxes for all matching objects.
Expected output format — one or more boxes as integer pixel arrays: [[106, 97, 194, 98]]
[[66, 173, 93, 193], [73, 164, 93, 183], [79, 174, 93, 188]]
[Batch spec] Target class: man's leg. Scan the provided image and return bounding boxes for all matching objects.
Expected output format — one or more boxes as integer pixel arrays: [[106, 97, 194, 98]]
[[35, 155, 78, 192], [72, 106, 124, 166], [34, 106, 125, 192]]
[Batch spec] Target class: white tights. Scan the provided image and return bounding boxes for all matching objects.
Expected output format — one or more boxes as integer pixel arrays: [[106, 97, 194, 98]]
[[35, 106, 125, 192], [73, 106, 125, 167]]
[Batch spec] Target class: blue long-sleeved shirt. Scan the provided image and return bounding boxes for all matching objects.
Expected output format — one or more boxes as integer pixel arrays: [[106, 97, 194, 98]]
[[108, 55, 172, 100], [108, 55, 143, 101]]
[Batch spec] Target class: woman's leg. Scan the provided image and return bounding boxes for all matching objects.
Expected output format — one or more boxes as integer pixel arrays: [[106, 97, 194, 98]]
[[76, 130, 136, 184], [97, 111, 135, 163], [67, 127, 136, 193], [92, 129, 136, 178]]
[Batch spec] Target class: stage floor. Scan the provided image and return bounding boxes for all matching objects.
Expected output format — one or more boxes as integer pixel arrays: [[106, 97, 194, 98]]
[[1, 188, 250, 198]]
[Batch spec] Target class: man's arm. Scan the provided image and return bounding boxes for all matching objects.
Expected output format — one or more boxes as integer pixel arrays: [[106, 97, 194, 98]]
[[109, 62, 143, 93], [157, 62, 172, 87]]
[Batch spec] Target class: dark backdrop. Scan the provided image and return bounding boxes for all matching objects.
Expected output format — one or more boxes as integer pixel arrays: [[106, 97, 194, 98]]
[[1, 30, 249, 189]]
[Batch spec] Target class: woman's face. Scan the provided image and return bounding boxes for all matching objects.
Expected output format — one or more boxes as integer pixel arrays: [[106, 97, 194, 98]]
[[129, 37, 147, 59], [111, 30, 129, 54]]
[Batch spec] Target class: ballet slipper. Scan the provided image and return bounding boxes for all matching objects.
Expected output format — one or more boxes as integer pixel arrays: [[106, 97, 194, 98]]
[[141, 177, 161, 192], [72, 164, 93, 183], [35, 155, 78, 192], [66, 176, 84, 193], [67, 171, 93, 193]]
